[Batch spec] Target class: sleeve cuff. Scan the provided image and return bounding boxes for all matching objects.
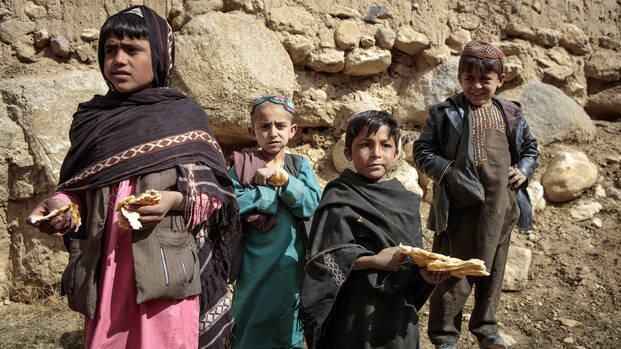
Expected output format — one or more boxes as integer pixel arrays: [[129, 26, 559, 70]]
[[258, 186, 278, 214], [279, 175, 303, 205]]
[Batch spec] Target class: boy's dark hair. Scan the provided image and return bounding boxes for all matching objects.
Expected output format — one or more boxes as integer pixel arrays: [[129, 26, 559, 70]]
[[99, 12, 148, 44], [458, 55, 504, 76], [345, 110, 400, 151]]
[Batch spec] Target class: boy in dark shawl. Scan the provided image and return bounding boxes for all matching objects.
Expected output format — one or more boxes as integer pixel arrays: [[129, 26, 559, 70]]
[[27, 6, 239, 348], [301, 110, 449, 349], [413, 40, 539, 349]]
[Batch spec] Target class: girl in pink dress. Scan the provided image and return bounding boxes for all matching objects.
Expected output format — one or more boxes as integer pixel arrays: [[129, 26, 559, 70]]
[[28, 6, 240, 348]]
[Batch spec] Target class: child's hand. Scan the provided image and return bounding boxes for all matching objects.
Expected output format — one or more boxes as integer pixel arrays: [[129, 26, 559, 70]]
[[28, 198, 72, 234], [254, 167, 289, 187], [131, 191, 183, 230], [508, 167, 526, 190], [420, 268, 451, 284], [373, 246, 407, 271]]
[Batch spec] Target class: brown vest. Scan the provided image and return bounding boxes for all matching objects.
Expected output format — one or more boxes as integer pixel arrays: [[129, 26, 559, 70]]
[[61, 168, 201, 319]]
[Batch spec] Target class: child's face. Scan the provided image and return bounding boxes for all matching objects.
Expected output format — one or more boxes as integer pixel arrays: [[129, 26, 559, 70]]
[[103, 35, 154, 93], [458, 68, 505, 107], [345, 125, 399, 182], [249, 105, 297, 156]]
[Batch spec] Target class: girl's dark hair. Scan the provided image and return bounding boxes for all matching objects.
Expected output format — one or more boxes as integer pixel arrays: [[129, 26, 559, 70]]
[[458, 55, 504, 76], [99, 12, 149, 43], [345, 110, 400, 150]]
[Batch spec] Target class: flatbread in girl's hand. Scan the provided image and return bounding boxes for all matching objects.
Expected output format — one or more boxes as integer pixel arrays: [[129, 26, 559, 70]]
[[28, 203, 81, 233], [115, 189, 161, 230], [399, 243, 489, 278]]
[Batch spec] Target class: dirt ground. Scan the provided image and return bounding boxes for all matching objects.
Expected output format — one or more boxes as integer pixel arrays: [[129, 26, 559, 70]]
[[0, 121, 619, 348]]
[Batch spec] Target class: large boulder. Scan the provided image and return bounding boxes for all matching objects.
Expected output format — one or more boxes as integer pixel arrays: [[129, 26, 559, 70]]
[[173, 13, 295, 144], [542, 151, 598, 202], [395, 58, 460, 125], [0, 70, 106, 301], [585, 85, 621, 120], [520, 82, 596, 145]]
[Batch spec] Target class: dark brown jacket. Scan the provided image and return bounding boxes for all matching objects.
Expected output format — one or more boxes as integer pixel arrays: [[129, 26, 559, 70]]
[[61, 168, 201, 319], [413, 93, 539, 232]]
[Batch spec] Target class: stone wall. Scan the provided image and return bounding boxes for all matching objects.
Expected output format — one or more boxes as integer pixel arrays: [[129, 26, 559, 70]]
[[0, 0, 619, 301]]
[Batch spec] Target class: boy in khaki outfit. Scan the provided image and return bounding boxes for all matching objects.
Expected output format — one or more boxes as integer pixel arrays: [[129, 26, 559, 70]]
[[414, 40, 539, 349]]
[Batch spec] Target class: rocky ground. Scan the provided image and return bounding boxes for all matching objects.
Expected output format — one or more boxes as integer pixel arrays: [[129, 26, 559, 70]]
[[0, 120, 619, 349]]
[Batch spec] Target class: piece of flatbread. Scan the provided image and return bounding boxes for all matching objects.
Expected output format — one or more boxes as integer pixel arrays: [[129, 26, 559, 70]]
[[28, 203, 81, 232], [115, 190, 161, 230], [268, 171, 287, 187], [399, 243, 489, 278]]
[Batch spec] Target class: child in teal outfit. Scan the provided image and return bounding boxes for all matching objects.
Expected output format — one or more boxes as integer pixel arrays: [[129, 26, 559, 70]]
[[230, 95, 322, 348]]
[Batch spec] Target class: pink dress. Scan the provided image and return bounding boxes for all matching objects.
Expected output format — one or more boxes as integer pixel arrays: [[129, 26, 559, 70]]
[[55, 179, 200, 348]]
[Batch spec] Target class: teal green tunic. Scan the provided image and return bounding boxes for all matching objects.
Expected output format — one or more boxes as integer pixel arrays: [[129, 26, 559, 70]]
[[231, 156, 322, 349]]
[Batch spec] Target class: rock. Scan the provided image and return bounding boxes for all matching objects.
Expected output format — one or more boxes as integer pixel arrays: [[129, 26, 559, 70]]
[[360, 35, 375, 48], [396, 58, 460, 125], [497, 40, 528, 56], [318, 28, 335, 49], [24, 2, 46, 19], [527, 181, 546, 212], [332, 134, 356, 173], [268, 6, 314, 35], [50, 36, 70, 57], [307, 49, 345, 73], [599, 36, 621, 51], [375, 28, 396, 50], [334, 20, 361, 50], [505, 22, 536, 41], [595, 184, 606, 198], [294, 87, 331, 127], [606, 186, 621, 200], [394, 26, 429, 56], [0, 8, 13, 20], [12, 35, 36, 62], [521, 82, 596, 145], [0, 20, 35, 44], [446, 29, 471, 54], [364, 6, 391, 23], [0, 71, 107, 180], [503, 246, 532, 291], [422, 45, 451, 66], [560, 24, 589, 55], [563, 337, 574, 344], [80, 28, 99, 42], [332, 91, 381, 128], [543, 64, 573, 82], [283, 35, 313, 64], [535, 28, 560, 47], [343, 47, 391, 76], [591, 217, 603, 228], [171, 0, 225, 29], [33, 29, 49, 48], [559, 318, 579, 328], [0, 71, 107, 300], [569, 201, 602, 221], [174, 13, 295, 143], [75, 44, 93, 62], [585, 51, 621, 81], [542, 152, 598, 202], [389, 158, 423, 197], [504, 62, 521, 82], [329, 5, 361, 19], [585, 85, 621, 120]]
